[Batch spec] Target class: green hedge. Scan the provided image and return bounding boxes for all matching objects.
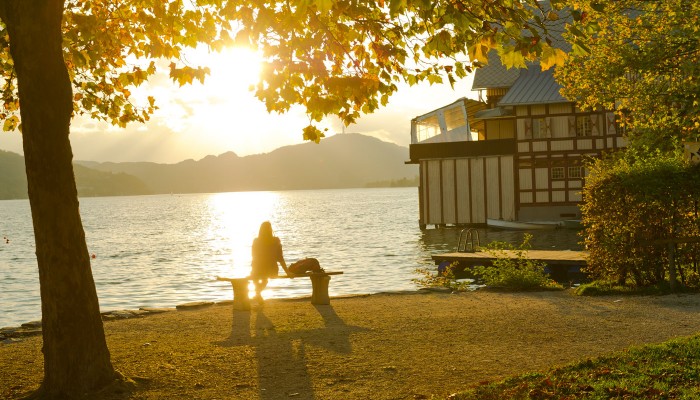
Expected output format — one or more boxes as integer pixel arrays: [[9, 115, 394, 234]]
[[581, 149, 700, 288]]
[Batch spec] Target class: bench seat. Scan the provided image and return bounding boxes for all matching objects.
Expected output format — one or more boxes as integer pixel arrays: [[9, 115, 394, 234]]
[[216, 271, 343, 310]]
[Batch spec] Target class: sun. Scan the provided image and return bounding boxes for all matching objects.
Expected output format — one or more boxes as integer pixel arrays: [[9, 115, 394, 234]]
[[207, 46, 263, 92], [137, 44, 334, 160]]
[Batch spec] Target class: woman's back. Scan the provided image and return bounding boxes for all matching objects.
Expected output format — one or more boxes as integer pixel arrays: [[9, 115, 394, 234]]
[[252, 236, 282, 277]]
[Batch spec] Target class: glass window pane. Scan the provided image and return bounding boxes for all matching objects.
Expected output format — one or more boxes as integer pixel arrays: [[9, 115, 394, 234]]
[[444, 106, 466, 131], [576, 116, 591, 136], [551, 167, 565, 180], [416, 115, 440, 142]]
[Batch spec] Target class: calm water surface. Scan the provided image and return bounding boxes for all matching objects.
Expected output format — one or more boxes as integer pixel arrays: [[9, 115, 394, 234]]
[[0, 188, 582, 327]]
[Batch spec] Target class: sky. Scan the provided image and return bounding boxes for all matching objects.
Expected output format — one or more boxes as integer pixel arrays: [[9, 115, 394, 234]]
[[0, 47, 476, 164]]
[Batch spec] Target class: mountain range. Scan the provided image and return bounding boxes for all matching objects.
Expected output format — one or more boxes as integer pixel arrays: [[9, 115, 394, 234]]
[[0, 133, 417, 199], [0, 150, 150, 200]]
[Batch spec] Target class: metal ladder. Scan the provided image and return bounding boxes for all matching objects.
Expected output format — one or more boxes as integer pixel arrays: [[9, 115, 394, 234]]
[[457, 228, 480, 253]]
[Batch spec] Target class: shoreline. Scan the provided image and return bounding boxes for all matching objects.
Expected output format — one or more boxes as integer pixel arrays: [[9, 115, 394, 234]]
[[1, 289, 430, 343], [4, 290, 700, 399]]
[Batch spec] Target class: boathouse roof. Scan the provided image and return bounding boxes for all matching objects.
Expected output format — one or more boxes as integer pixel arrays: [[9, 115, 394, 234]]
[[471, 1, 572, 105], [471, 52, 521, 90], [497, 65, 569, 106]]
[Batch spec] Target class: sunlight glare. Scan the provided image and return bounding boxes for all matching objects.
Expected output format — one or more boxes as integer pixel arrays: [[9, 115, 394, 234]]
[[208, 47, 263, 93], [205, 192, 280, 278]]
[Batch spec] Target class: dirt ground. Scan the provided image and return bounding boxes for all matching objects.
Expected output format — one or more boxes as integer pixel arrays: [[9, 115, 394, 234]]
[[3, 289, 700, 400]]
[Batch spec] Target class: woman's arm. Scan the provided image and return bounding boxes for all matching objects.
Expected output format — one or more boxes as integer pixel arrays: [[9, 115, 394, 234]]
[[280, 258, 293, 278], [277, 238, 293, 278]]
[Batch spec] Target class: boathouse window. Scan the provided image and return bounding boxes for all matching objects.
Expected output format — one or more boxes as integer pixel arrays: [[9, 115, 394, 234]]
[[568, 166, 585, 179], [415, 115, 440, 142], [551, 167, 565, 180], [576, 116, 592, 136], [444, 106, 467, 131], [532, 118, 547, 139]]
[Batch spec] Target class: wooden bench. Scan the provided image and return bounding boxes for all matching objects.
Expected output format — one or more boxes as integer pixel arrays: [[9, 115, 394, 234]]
[[216, 271, 344, 310]]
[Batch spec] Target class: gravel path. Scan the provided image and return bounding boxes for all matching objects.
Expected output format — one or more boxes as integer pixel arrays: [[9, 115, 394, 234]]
[[3, 290, 700, 399]]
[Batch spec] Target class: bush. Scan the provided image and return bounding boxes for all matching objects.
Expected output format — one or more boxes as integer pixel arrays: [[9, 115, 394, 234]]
[[474, 234, 562, 291], [581, 148, 700, 288]]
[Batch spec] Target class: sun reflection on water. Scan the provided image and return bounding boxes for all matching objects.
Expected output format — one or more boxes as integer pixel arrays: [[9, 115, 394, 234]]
[[205, 191, 280, 278]]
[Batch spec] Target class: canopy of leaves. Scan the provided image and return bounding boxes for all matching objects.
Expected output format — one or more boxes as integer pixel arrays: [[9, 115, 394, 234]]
[[0, 0, 233, 131], [239, 0, 571, 140], [0, 0, 573, 140], [556, 0, 700, 147]]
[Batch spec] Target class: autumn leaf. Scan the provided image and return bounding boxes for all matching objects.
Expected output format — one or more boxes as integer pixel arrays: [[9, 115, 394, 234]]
[[302, 125, 326, 143], [313, 0, 333, 13], [389, 0, 407, 16], [424, 31, 453, 55], [3, 115, 19, 132], [498, 45, 527, 69], [540, 46, 567, 70], [468, 43, 490, 64]]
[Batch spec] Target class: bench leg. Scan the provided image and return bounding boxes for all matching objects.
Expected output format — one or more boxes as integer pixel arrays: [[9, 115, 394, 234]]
[[310, 275, 331, 305], [230, 279, 251, 311]]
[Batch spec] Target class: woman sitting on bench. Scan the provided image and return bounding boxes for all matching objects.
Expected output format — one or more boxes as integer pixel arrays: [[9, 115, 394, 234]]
[[251, 221, 293, 304]]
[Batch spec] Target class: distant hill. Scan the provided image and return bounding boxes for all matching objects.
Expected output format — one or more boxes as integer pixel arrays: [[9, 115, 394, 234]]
[[0, 150, 151, 200], [77, 133, 418, 194], [0, 150, 28, 199]]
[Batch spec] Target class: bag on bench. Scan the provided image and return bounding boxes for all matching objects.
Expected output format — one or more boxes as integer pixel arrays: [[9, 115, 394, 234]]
[[289, 258, 323, 274]]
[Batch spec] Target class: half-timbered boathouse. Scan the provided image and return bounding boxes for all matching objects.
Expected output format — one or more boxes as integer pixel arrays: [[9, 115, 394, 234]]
[[408, 62, 626, 229]]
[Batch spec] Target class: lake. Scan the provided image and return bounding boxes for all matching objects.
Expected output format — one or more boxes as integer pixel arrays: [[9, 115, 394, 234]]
[[0, 187, 582, 327]]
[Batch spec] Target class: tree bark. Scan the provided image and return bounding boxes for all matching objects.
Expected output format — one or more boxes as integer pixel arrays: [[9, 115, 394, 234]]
[[1, 1, 116, 398]]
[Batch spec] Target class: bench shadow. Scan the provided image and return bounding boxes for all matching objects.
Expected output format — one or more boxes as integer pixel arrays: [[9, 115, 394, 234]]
[[308, 304, 367, 354], [253, 309, 314, 399], [214, 303, 369, 399], [213, 308, 252, 347]]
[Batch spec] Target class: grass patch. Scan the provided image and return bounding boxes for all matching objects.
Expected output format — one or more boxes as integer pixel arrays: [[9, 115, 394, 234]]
[[575, 280, 700, 296], [446, 334, 700, 399]]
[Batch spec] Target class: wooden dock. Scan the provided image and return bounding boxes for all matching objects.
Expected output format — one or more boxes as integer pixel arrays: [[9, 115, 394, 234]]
[[432, 250, 589, 282], [433, 250, 587, 266]]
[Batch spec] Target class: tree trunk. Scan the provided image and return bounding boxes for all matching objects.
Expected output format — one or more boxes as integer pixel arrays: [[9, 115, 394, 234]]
[[1, 1, 116, 398]]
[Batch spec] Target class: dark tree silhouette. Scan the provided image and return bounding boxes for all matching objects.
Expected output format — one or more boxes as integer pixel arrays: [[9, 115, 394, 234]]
[[1, 2, 115, 397]]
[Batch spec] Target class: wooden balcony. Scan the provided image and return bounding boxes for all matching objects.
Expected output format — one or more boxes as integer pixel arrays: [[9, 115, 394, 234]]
[[407, 138, 516, 164]]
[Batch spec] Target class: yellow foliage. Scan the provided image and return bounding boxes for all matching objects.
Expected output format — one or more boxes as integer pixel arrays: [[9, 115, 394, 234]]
[[540, 46, 567, 70]]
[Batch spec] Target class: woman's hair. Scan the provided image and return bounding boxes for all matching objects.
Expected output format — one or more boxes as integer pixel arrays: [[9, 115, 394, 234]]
[[258, 221, 274, 240]]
